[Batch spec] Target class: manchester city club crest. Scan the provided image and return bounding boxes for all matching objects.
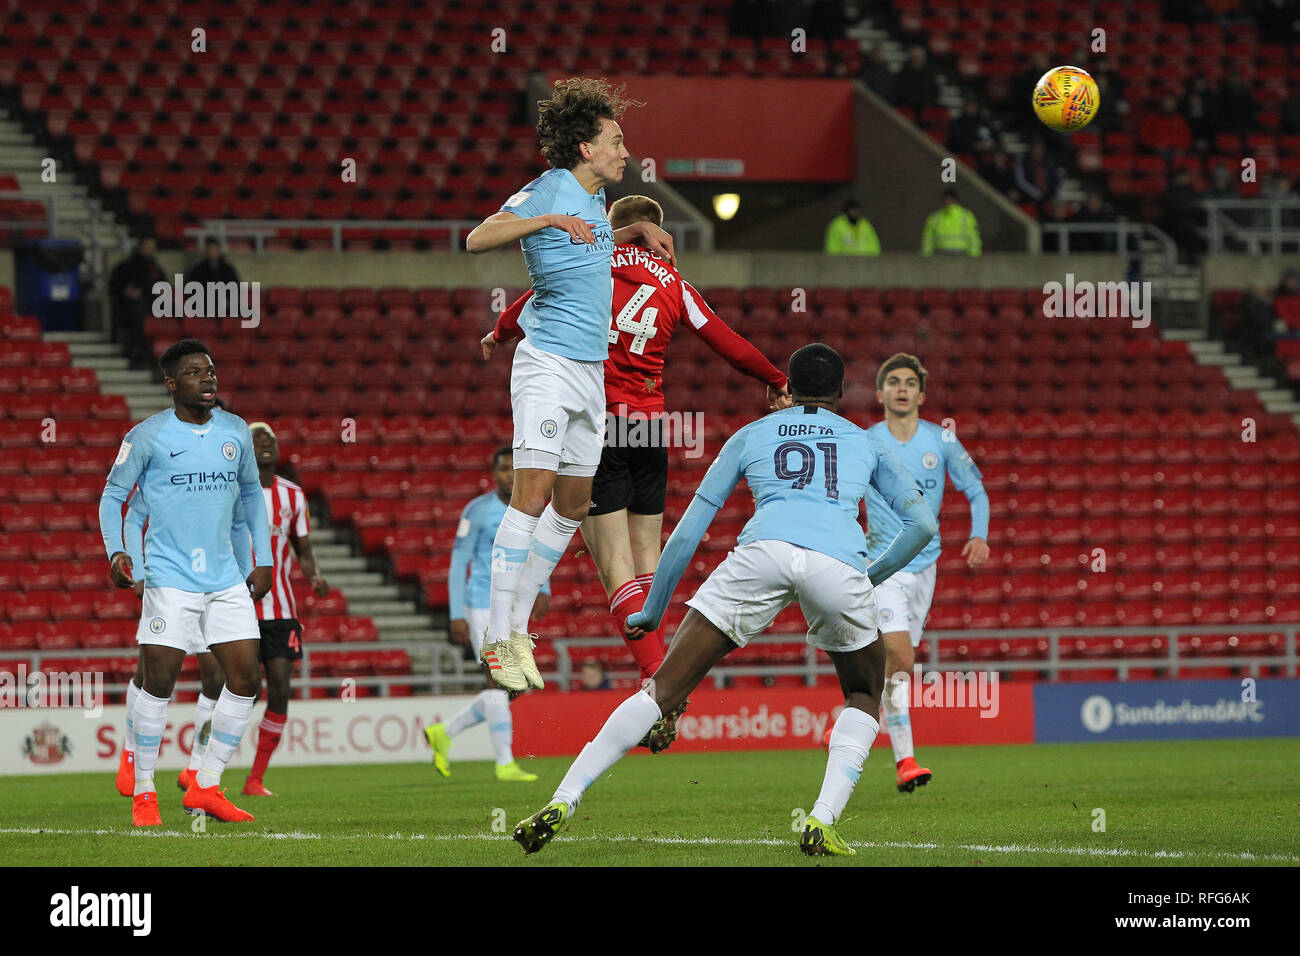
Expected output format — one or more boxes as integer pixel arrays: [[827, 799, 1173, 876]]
[[222, 441, 238, 460], [880, 607, 895, 623], [149, 617, 166, 634], [540, 420, 558, 439], [921, 452, 940, 470]]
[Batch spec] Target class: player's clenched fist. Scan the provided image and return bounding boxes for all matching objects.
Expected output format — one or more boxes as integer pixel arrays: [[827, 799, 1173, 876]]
[[109, 552, 135, 589], [247, 566, 273, 602], [546, 213, 595, 244]]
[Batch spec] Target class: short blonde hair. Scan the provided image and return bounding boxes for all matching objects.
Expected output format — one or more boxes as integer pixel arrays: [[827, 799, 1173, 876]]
[[608, 195, 664, 231]]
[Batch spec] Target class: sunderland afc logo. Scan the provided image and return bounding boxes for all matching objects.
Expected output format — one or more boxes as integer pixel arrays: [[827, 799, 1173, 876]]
[[221, 441, 237, 461], [149, 617, 166, 634], [22, 721, 72, 765], [540, 419, 558, 439], [1081, 694, 1114, 733]]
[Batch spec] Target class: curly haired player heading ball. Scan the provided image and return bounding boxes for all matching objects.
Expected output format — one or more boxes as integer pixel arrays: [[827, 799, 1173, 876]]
[[464, 78, 674, 693]]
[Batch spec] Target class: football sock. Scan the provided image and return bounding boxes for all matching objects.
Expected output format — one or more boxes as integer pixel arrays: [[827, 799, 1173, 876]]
[[187, 693, 218, 772], [480, 689, 515, 765], [635, 572, 655, 594], [612, 580, 665, 681], [811, 706, 880, 825], [487, 507, 538, 642], [554, 690, 661, 813], [446, 695, 487, 738], [880, 673, 915, 763], [197, 687, 256, 788], [123, 677, 140, 753], [131, 687, 169, 795], [509, 504, 580, 634], [248, 708, 286, 781]]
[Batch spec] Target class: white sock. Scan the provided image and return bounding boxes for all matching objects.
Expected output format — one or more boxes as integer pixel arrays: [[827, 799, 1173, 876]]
[[123, 677, 140, 753], [480, 689, 514, 765], [880, 674, 914, 763], [553, 690, 661, 812], [509, 504, 580, 634], [131, 687, 169, 795], [487, 507, 539, 642], [445, 694, 488, 738], [811, 706, 880, 825], [188, 693, 218, 771], [197, 687, 256, 788]]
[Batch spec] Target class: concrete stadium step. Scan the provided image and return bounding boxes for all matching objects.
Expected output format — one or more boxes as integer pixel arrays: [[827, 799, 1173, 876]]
[[347, 599, 420, 618], [326, 572, 386, 590]]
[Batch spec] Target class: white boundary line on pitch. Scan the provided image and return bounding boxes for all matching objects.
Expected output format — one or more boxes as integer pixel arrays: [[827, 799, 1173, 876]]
[[1, 827, 1296, 862]]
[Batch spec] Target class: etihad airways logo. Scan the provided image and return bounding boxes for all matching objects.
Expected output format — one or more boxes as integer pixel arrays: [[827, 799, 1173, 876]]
[[169, 470, 237, 487]]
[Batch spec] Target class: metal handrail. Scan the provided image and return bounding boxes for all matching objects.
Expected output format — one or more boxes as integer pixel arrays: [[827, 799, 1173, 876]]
[[1040, 221, 1179, 266], [184, 218, 713, 253], [5, 624, 1292, 701], [1201, 198, 1300, 254]]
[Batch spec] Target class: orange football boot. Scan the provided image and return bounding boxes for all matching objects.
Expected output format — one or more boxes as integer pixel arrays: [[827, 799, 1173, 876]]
[[183, 781, 255, 822], [115, 748, 135, 797], [241, 778, 275, 797], [132, 791, 162, 827], [896, 756, 932, 793]]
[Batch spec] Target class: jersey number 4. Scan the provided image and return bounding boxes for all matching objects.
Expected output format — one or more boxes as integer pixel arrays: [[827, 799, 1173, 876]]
[[774, 441, 839, 500], [608, 283, 659, 354]]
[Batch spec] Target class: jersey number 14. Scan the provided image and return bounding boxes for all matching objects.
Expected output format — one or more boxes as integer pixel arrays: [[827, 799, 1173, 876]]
[[608, 283, 660, 355]]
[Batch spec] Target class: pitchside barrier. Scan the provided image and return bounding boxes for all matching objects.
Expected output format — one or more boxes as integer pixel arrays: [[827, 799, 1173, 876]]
[[2, 632, 1296, 775]]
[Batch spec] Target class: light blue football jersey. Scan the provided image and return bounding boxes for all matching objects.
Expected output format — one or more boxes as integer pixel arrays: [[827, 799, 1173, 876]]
[[863, 419, 987, 573], [99, 408, 272, 593], [449, 491, 549, 619], [694, 405, 924, 573], [123, 491, 255, 580], [500, 167, 615, 362]]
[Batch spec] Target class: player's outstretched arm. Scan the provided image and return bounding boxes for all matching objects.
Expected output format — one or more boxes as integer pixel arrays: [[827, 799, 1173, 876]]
[[626, 493, 720, 638], [613, 220, 675, 264], [628, 431, 746, 636], [466, 211, 593, 253], [682, 281, 788, 400], [100, 426, 151, 580], [483, 289, 532, 358]]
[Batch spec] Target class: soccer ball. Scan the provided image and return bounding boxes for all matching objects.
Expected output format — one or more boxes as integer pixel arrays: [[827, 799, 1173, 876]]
[[1032, 66, 1100, 132]]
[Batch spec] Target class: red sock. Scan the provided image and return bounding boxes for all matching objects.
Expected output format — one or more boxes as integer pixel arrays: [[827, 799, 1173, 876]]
[[612, 580, 665, 682], [249, 709, 286, 781]]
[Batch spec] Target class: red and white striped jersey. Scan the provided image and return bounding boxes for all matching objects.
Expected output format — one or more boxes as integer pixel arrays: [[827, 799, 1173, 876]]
[[256, 476, 310, 621]]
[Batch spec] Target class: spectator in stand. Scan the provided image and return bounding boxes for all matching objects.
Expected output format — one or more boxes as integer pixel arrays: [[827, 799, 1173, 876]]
[[1013, 139, 1062, 208], [921, 189, 981, 256], [184, 238, 241, 287], [1208, 164, 1239, 200], [1089, 72, 1124, 132], [979, 151, 1020, 204], [1139, 93, 1192, 155], [1019, 51, 1052, 106], [860, 44, 896, 103], [1184, 92, 1218, 153], [894, 46, 939, 113], [1040, 198, 1072, 253], [108, 236, 164, 365], [948, 99, 996, 156], [1067, 189, 1119, 253], [824, 199, 881, 256], [1220, 74, 1257, 134], [1159, 168, 1204, 261], [579, 660, 610, 691], [1282, 83, 1300, 136], [1232, 284, 1280, 368]]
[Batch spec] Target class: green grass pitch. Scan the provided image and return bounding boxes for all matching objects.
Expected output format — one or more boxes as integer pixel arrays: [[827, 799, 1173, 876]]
[[3, 739, 1297, 866]]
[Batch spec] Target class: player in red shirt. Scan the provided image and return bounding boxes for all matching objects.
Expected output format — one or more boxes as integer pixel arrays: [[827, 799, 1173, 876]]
[[484, 195, 789, 747], [240, 422, 329, 796]]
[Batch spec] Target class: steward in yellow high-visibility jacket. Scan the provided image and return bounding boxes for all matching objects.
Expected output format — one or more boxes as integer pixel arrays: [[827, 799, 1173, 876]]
[[921, 189, 982, 256], [825, 199, 881, 256]]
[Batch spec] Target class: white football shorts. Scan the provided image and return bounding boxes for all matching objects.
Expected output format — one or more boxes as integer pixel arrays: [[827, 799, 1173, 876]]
[[873, 562, 937, 648], [686, 539, 879, 654], [510, 338, 605, 477], [136, 584, 259, 653]]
